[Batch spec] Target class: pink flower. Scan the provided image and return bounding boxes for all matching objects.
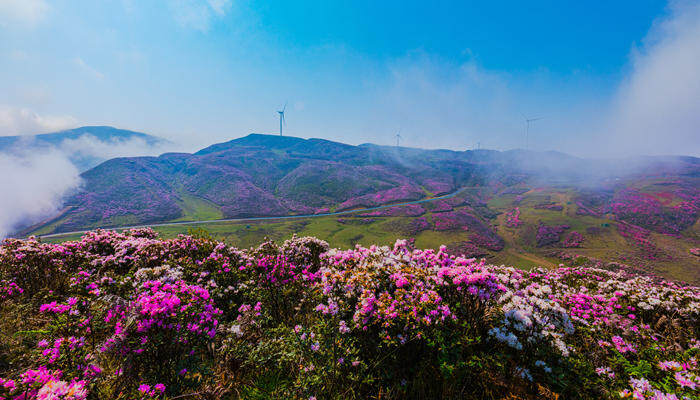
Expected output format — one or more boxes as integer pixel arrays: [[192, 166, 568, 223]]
[[674, 371, 697, 390]]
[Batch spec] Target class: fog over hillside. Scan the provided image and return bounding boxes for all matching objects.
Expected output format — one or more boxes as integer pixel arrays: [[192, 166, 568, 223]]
[[0, 127, 173, 237]]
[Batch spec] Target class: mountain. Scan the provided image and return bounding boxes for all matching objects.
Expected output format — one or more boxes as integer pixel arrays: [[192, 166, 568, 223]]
[[34, 133, 700, 232], [0, 126, 170, 171], [27, 133, 700, 283]]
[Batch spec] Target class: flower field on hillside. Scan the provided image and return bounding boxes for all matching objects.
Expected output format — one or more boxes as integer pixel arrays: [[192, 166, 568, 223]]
[[0, 229, 698, 399]]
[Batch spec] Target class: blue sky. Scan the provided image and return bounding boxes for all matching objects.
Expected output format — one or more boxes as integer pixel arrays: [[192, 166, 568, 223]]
[[0, 0, 698, 156]]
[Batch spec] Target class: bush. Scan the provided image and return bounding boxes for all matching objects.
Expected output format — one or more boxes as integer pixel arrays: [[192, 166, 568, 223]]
[[0, 230, 698, 399]]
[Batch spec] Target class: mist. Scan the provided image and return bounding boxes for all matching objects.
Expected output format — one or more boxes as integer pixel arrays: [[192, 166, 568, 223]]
[[54, 134, 179, 170], [0, 149, 79, 238], [0, 133, 175, 238], [602, 0, 700, 157], [0, 106, 77, 136]]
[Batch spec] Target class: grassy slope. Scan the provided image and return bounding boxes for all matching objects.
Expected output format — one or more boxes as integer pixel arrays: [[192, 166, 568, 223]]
[[487, 185, 700, 284], [41, 184, 699, 284], [171, 192, 224, 221]]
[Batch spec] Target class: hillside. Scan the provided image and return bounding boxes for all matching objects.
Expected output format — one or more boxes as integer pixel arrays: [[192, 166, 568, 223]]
[[28, 133, 700, 283], [33, 133, 700, 233]]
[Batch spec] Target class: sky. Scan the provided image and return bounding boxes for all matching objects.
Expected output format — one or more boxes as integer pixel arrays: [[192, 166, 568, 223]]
[[0, 0, 699, 156]]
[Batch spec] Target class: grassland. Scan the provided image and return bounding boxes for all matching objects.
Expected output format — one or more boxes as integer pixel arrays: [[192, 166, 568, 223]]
[[38, 181, 700, 284]]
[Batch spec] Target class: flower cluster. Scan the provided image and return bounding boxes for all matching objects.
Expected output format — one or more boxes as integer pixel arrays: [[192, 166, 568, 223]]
[[534, 203, 564, 211], [0, 279, 22, 301], [0, 230, 697, 399], [357, 204, 425, 217], [505, 207, 522, 228], [562, 231, 584, 248], [535, 223, 570, 247]]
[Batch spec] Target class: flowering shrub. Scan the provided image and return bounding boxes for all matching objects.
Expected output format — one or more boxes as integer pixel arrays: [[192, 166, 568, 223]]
[[617, 222, 666, 260], [432, 210, 473, 231], [606, 189, 700, 234], [0, 230, 697, 399], [535, 223, 570, 247], [505, 207, 522, 228], [0, 279, 22, 301], [469, 233, 505, 251], [357, 204, 425, 217], [562, 231, 584, 248], [534, 203, 564, 211], [336, 185, 424, 211], [99, 279, 222, 392], [421, 179, 453, 195], [576, 201, 601, 216], [427, 200, 454, 213]]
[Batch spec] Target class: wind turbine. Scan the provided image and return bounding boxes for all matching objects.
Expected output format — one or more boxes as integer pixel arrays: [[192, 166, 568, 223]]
[[521, 114, 544, 150], [395, 130, 402, 147], [277, 102, 287, 136]]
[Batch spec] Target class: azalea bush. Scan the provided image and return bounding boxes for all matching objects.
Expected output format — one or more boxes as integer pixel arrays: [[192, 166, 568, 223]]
[[0, 229, 698, 399], [505, 207, 522, 228]]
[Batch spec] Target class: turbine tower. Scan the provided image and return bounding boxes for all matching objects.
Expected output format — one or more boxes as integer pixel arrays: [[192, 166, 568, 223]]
[[277, 102, 287, 136], [395, 131, 402, 147], [522, 114, 543, 150]]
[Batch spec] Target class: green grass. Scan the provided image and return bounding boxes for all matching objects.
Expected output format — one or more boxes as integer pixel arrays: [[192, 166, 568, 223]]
[[171, 192, 224, 222], [30, 214, 72, 236]]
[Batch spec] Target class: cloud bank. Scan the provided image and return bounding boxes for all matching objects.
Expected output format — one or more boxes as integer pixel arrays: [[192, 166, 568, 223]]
[[0, 133, 175, 238], [0, 149, 80, 238], [603, 0, 700, 156], [0, 106, 78, 136]]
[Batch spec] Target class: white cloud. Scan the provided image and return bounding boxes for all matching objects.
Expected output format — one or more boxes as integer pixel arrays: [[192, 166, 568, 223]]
[[74, 57, 105, 80], [206, 0, 230, 16], [0, 0, 49, 27], [605, 0, 700, 156], [0, 149, 81, 238], [0, 106, 78, 135], [169, 0, 232, 31], [57, 133, 174, 160]]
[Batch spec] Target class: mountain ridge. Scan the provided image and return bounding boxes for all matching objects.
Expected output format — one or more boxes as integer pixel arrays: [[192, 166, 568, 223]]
[[30, 132, 699, 233], [0, 126, 168, 148]]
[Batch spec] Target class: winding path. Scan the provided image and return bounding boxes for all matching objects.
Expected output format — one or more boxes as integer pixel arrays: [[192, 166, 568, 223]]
[[38, 187, 471, 239]]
